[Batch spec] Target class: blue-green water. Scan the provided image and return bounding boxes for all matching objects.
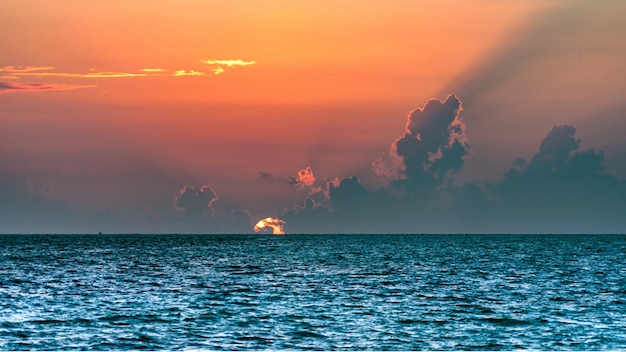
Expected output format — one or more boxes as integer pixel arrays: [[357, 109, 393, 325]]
[[1, 234, 625, 350]]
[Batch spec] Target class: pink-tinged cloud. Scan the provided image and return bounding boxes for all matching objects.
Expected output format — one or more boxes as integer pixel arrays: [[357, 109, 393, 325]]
[[14, 71, 149, 78], [253, 217, 286, 235], [297, 166, 316, 188], [0, 82, 96, 94], [0, 66, 55, 73]]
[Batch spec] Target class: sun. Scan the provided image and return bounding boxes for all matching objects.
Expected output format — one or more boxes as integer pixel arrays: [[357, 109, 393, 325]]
[[253, 217, 286, 235]]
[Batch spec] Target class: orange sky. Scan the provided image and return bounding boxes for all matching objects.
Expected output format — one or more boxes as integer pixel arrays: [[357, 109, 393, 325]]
[[2, 1, 626, 232], [2, 1, 546, 104]]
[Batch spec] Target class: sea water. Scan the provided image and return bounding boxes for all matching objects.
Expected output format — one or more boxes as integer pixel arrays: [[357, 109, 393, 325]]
[[1, 234, 625, 350]]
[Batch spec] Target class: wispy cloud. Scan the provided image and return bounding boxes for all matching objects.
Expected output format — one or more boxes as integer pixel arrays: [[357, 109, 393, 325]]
[[5, 59, 255, 80], [0, 66, 55, 73], [201, 59, 256, 75], [14, 71, 149, 78], [0, 82, 96, 94], [140, 68, 167, 73], [201, 59, 256, 67], [173, 70, 205, 76], [0, 58, 256, 95]]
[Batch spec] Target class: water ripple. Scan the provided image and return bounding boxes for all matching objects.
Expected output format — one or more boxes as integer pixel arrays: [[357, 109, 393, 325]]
[[0, 234, 625, 350]]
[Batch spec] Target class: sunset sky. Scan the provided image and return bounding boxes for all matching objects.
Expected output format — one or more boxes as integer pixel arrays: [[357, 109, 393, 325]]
[[2, 0, 626, 234]]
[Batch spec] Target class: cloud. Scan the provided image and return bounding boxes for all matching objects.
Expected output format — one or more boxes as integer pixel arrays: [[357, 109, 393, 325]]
[[201, 59, 256, 75], [374, 95, 470, 196], [173, 185, 219, 218], [228, 209, 254, 234], [277, 94, 626, 234], [253, 217, 286, 235], [14, 71, 149, 78], [1, 58, 254, 85], [211, 67, 225, 75], [0, 66, 55, 73], [0, 81, 96, 94], [258, 166, 322, 198], [201, 59, 256, 67], [283, 198, 332, 233], [140, 68, 167, 73], [486, 124, 626, 233], [258, 171, 298, 185], [296, 167, 316, 188], [173, 70, 205, 76]]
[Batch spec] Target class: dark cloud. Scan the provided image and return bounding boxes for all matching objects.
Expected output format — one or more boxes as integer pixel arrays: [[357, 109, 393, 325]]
[[0, 174, 72, 233], [490, 125, 626, 233], [169, 185, 257, 233], [259, 167, 319, 191], [281, 97, 626, 234], [173, 185, 219, 217], [227, 209, 254, 234], [3, 89, 624, 234], [283, 175, 397, 233], [258, 171, 298, 185], [0, 81, 95, 93], [283, 198, 332, 233], [374, 95, 470, 198]]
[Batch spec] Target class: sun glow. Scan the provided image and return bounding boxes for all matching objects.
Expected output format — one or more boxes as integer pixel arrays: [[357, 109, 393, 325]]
[[253, 217, 286, 235]]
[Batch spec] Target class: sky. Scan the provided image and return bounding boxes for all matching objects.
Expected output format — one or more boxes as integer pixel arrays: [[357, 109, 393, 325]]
[[1, 0, 626, 234]]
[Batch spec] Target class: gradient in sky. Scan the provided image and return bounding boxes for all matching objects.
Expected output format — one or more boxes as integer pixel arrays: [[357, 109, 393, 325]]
[[2, 0, 626, 234]]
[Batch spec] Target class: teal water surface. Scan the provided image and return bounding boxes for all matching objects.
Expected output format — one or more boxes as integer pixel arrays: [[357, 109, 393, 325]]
[[1, 234, 625, 350]]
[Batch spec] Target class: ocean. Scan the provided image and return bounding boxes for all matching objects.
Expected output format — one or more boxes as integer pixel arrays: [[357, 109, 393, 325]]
[[1, 234, 625, 350]]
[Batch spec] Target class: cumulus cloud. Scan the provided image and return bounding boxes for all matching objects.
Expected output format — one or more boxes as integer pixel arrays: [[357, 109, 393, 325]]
[[278, 96, 626, 234], [485, 124, 626, 233], [395, 95, 469, 186], [296, 167, 316, 187], [0, 81, 96, 94], [372, 95, 470, 198], [173, 185, 219, 218], [283, 198, 332, 233]]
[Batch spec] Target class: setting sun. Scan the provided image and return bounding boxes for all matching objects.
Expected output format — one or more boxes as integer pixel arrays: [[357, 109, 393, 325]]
[[254, 217, 286, 235]]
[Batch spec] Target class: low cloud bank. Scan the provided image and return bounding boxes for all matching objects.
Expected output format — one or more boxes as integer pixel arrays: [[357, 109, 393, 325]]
[[283, 96, 626, 234], [2, 95, 625, 234]]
